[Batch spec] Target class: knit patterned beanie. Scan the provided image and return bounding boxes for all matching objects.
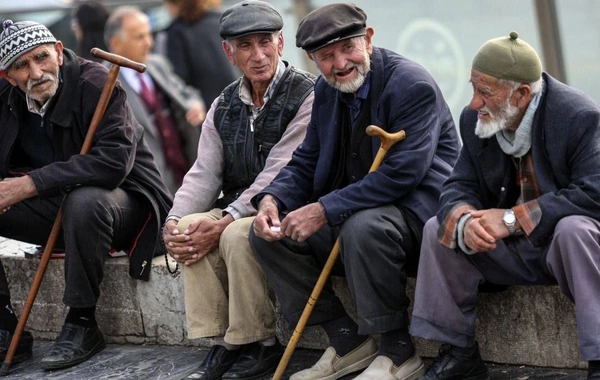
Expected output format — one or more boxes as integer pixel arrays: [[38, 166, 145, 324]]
[[0, 19, 57, 71], [472, 31, 542, 83]]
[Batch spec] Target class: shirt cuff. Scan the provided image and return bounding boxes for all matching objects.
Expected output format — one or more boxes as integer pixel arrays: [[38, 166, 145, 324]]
[[513, 200, 542, 236], [222, 206, 241, 221], [457, 213, 477, 255], [165, 215, 180, 224]]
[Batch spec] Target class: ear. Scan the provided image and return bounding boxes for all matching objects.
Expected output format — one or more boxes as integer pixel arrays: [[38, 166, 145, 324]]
[[306, 51, 314, 62], [364, 27, 375, 55], [1, 71, 17, 87], [0, 66, 17, 86], [109, 35, 121, 55], [514, 84, 532, 108], [54, 41, 64, 66], [222, 40, 236, 66], [277, 32, 284, 57]]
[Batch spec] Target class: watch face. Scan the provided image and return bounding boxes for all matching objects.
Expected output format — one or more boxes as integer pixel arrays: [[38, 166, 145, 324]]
[[504, 212, 516, 224]]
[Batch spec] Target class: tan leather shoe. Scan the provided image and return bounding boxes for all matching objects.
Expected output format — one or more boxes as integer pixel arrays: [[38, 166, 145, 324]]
[[353, 354, 425, 380], [290, 337, 378, 380]]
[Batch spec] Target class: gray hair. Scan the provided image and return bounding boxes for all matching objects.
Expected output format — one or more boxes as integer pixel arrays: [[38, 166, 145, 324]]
[[224, 31, 281, 53], [499, 77, 543, 96], [104, 6, 146, 48]]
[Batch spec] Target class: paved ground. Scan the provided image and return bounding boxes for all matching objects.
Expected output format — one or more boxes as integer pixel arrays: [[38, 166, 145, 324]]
[[0, 341, 589, 379]]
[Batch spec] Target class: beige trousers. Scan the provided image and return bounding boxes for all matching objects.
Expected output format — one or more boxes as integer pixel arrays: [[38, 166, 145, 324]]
[[179, 209, 276, 344]]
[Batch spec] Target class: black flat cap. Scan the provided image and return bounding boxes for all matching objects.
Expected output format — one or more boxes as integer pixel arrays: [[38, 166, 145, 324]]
[[296, 3, 367, 53], [220, 0, 283, 40]]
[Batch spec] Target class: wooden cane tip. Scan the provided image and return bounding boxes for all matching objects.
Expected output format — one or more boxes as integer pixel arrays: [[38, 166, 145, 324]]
[[0, 362, 11, 376]]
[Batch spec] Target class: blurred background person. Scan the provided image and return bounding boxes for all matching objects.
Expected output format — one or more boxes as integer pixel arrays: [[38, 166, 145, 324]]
[[71, 0, 110, 62], [160, 0, 238, 105], [106, 6, 206, 194]]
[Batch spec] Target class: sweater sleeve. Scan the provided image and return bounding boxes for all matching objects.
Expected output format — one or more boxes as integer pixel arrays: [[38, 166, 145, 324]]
[[167, 98, 223, 219]]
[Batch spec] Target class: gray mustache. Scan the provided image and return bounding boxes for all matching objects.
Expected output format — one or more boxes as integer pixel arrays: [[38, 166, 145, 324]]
[[27, 74, 53, 91]]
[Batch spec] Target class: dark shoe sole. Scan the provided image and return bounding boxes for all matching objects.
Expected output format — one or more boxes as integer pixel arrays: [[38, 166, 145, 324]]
[[465, 372, 489, 380], [41, 340, 106, 370], [222, 368, 278, 380]]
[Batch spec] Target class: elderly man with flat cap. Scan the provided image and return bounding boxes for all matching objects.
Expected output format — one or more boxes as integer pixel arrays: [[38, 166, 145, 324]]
[[161, 1, 315, 379], [249, 3, 459, 380], [409, 32, 600, 380], [0, 20, 172, 369]]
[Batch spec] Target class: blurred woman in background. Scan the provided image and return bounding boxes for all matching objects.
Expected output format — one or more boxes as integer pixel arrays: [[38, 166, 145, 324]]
[[72, 0, 110, 62], [160, 0, 238, 105]]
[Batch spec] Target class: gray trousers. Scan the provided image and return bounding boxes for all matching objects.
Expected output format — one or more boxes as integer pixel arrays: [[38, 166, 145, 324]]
[[410, 215, 600, 361], [0, 186, 148, 308], [249, 204, 422, 335]]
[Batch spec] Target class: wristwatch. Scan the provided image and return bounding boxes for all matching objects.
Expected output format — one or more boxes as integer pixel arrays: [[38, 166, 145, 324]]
[[502, 209, 516, 235]]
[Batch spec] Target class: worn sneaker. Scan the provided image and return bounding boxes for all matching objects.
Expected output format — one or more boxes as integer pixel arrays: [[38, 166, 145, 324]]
[[290, 337, 378, 380], [355, 354, 425, 380]]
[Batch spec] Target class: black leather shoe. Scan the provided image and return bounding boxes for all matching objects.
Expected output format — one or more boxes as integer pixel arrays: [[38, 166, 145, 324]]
[[0, 329, 33, 364], [185, 345, 242, 379], [589, 369, 600, 379], [418, 343, 488, 380], [222, 340, 284, 379], [40, 323, 106, 370]]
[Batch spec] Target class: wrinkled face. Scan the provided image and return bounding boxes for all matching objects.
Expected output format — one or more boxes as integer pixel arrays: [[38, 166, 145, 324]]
[[469, 69, 520, 139], [224, 32, 283, 86], [110, 13, 153, 63], [5, 42, 64, 104], [311, 29, 373, 94]]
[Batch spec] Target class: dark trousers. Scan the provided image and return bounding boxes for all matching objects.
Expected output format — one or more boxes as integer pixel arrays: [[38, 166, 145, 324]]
[[0, 186, 148, 308], [249, 204, 422, 335]]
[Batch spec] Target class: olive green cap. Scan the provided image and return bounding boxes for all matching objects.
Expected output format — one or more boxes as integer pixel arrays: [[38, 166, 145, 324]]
[[472, 31, 542, 83]]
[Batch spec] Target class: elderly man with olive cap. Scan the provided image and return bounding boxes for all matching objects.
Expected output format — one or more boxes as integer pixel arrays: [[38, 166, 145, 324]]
[[410, 32, 600, 380], [162, 1, 315, 379], [250, 3, 459, 380]]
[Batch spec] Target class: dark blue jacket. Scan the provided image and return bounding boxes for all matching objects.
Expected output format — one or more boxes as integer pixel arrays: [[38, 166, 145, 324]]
[[256, 46, 460, 225], [439, 73, 600, 245]]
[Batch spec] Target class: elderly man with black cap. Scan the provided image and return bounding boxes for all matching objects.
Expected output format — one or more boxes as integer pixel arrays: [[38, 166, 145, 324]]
[[161, 1, 315, 379], [249, 3, 459, 380], [409, 32, 600, 380], [0, 20, 172, 369]]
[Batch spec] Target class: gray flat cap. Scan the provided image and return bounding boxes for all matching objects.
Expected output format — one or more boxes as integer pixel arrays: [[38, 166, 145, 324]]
[[296, 3, 367, 53], [219, 0, 283, 40]]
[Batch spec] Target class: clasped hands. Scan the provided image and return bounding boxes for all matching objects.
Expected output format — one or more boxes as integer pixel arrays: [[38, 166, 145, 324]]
[[163, 215, 231, 266], [463, 208, 514, 253], [253, 195, 326, 243]]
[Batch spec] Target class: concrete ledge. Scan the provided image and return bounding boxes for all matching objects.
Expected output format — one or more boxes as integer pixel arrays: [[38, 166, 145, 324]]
[[0, 239, 585, 369]]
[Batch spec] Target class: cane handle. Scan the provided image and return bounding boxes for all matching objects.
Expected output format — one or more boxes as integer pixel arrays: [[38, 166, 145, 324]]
[[91, 48, 146, 73]]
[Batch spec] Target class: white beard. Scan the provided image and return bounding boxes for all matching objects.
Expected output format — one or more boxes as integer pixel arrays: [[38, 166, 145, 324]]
[[475, 100, 520, 139], [26, 71, 59, 104], [325, 51, 371, 93]]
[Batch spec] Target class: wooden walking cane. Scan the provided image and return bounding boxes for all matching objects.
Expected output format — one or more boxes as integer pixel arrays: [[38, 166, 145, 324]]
[[272, 125, 406, 380], [0, 48, 146, 376]]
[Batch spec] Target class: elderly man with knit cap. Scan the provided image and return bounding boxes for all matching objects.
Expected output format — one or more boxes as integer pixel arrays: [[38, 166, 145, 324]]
[[0, 20, 172, 370], [162, 1, 315, 379], [410, 32, 600, 380], [249, 3, 459, 380]]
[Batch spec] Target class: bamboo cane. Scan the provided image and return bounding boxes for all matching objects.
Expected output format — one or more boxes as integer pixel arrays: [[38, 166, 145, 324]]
[[273, 125, 406, 380]]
